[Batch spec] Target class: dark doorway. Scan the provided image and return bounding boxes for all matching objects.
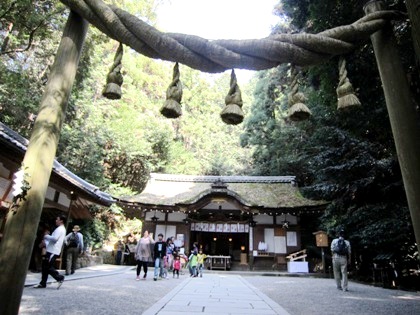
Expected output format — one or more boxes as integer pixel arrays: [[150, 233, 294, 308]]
[[190, 231, 248, 261]]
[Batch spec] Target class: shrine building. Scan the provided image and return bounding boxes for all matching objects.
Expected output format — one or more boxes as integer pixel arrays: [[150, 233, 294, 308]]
[[117, 173, 327, 271]]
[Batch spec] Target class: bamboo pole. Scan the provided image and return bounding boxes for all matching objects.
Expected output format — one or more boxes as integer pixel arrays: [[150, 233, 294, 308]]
[[0, 11, 88, 315], [364, 1, 420, 257]]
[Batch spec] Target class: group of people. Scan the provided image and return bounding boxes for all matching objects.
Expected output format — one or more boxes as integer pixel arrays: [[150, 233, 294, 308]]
[[34, 215, 84, 289], [33, 220, 351, 291], [133, 230, 207, 281], [115, 232, 138, 265], [186, 248, 207, 277]]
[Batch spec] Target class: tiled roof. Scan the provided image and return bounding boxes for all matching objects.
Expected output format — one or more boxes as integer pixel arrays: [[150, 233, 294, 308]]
[[0, 122, 114, 206], [120, 173, 326, 210]]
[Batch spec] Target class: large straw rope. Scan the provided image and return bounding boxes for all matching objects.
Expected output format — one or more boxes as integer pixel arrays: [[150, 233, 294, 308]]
[[60, 0, 404, 73]]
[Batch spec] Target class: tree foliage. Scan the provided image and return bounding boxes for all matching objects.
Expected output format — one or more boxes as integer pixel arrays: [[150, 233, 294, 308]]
[[242, 0, 418, 278], [0, 0, 67, 133], [0, 0, 254, 249]]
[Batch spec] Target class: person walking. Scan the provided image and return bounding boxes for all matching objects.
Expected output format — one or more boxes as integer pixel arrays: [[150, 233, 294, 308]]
[[188, 250, 198, 277], [114, 240, 124, 265], [197, 249, 207, 277], [153, 233, 167, 281], [123, 240, 131, 265], [64, 225, 84, 275], [34, 215, 66, 289], [166, 237, 174, 271], [331, 229, 351, 291], [134, 230, 154, 280], [161, 255, 169, 279], [173, 255, 181, 278]]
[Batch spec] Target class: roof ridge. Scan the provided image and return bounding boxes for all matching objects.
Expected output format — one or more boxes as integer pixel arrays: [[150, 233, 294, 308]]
[[150, 173, 296, 183]]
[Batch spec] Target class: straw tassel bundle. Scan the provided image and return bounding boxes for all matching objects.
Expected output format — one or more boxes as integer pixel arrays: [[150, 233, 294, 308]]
[[220, 69, 244, 125], [160, 62, 183, 118], [336, 57, 361, 110], [287, 66, 311, 121], [103, 43, 124, 100]]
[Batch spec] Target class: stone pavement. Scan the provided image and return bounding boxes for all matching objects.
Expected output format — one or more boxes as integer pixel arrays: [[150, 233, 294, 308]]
[[21, 265, 420, 315], [143, 274, 290, 315], [24, 264, 133, 287]]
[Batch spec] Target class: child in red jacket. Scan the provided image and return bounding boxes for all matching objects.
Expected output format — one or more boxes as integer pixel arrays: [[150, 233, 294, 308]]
[[173, 255, 181, 278]]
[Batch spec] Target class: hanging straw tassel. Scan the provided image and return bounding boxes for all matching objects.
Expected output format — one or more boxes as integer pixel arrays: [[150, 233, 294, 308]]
[[336, 57, 361, 110], [287, 65, 311, 121], [103, 43, 124, 100], [160, 62, 182, 118], [220, 69, 244, 125]]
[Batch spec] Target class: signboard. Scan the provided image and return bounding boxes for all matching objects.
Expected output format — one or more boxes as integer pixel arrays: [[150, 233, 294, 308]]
[[313, 231, 328, 247], [286, 231, 297, 246]]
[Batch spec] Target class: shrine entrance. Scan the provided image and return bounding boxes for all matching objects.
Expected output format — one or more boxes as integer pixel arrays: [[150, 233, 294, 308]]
[[191, 231, 248, 260]]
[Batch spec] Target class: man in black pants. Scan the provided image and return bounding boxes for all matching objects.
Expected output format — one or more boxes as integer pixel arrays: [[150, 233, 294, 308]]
[[34, 215, 66, 289], [153, 233, 167, 281]]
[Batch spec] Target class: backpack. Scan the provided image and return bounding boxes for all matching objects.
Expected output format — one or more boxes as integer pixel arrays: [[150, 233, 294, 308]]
[[68, 232, 79, 248], [335, 238, 348, 256]]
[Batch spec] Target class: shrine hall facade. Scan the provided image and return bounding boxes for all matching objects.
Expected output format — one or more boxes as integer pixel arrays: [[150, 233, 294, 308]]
[[118, 173, 327, 270]]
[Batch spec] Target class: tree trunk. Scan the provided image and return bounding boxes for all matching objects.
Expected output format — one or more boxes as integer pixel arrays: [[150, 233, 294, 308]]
[[405, 0, 420, 65], [0, 22, 13, 53], [0, 11, 88, 315], [364, 1, 420, 258]]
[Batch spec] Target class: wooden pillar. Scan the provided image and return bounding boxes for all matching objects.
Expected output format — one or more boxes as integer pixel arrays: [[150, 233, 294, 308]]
[[248, 226, 254, 269], [0, 12, 88, 315], [364, 1, 420, 257], [405, 0, 420, 65]]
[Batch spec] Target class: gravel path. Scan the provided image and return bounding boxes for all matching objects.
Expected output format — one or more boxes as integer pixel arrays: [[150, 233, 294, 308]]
[[20, 269, 182, 315], [19, 269, 420, 314], [243, 276, 420, 315]]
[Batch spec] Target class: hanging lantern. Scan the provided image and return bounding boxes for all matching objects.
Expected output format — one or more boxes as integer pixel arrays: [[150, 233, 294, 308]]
[[150, 210, 159, 223], [248, 215, 257, 227], [287, 65, 311, 121], [281, 214, 290, 229], [102, 43, 124, 100], [220, 69, 244, 125], [160, 62, 182, 118], [336, 57, 361, 110]]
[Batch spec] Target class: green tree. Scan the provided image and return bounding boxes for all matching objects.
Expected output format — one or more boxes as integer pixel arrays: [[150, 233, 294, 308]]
[[242, 0, 417, 283]]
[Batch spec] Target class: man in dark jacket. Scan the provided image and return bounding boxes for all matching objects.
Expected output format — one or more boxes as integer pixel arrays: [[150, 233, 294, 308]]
[[153, 233, 167, 281]]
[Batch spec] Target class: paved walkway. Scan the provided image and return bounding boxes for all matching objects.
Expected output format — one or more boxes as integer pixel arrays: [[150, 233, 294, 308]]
[[143, 274, 290, 315], [22, 265, 420, 315], [24, 264, 133, 287], [25, 266, 290, 314]]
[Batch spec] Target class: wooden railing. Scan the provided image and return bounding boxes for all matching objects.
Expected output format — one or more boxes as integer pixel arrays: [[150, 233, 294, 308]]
[[286, 249, 307, 262]]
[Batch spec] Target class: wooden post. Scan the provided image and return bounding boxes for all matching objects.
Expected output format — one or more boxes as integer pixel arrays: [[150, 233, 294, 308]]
[[405, 0, 420, 65], [60, 193, 77, 270], [0, 12, 88, 315], [249, 226, 254, 270], [364, 1, 420, 257]]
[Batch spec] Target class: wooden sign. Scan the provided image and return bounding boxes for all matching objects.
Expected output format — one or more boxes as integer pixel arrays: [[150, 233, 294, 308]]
[[313, 231, 328, 247]]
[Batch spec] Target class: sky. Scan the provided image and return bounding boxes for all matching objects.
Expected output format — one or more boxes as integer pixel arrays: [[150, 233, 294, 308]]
[[156, 0, 279, 40], [156, 0, 280, 82]]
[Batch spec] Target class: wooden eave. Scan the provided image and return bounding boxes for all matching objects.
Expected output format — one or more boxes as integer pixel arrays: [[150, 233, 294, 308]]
[[117, 173, 328, 217], [0, 122, 115, 216]]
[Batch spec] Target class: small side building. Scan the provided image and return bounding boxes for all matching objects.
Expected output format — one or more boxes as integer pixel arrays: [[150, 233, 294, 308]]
[[0, 122, 114, 235], [117, 173, 327, 271]]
